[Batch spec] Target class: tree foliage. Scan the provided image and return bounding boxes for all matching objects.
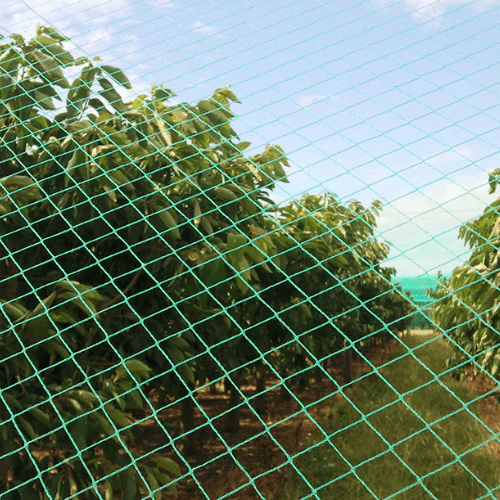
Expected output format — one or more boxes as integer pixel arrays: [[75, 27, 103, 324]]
[[430, 177, 500, 378], [0, 27, 413, 498]]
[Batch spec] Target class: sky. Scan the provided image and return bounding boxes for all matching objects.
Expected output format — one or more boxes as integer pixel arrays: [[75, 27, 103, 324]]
[[3, 0, 500, 277]]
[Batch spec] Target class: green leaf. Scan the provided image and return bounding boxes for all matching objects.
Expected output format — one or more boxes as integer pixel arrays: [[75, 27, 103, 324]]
[[101, 65, 132, 89], [68, 477, 78, 496], [32, 51, 70, 88], [98, 78, 127, 113], [236, 276, 249, 294], [109, 170, 133, 191], [151, 456, 181, 477], [193, 198, 202, 227], [24, 293, 57, 324], [122, 469, 139, 500], [1, 300, 28, 321], [155, 116, 174, 146], [0, 419, 8, 442], [3, 392, 22, 411], [34, 35, 75, 65], [198, 99, 231, 126], [213, 186, 238, 202], [44, 338, 70, 362], [55, 280, 101, 316], [178, 362, 195, 385], [145, 467, 161, 500], [18, 417, 36, 440], [0, 201, 10, 215], [1, 175, 38, 191], [105, 481, 113, 500], [33, 93, 56, 110], [17, 485, 40, 500], [236, 141, 251, 151], [151, 203, 181, 239], [201, 259, 227, 287], [200, 216, 213, 234], [67, 77, 91, 119], [67, 390, 100, 407], [169, 335, 191, 351], [93, 413, 117, 439], [67, 120, 93, 133], [89, 97, 107, 112], [38, 27, 69, 42], [214, 86, 241, 104], [153, 87, 176, 102], [55, 280, 103, 302], [244, 244, 267, 264], [9, 33, 25, 45], [227, 232, 247, 251], [154, 473, 178, 495], [66, 149, 86, 176], [116, 359, 152, 382], [102, 184, 118, 203], [104, 405, 132, 428], [29, 407, 52, 430]]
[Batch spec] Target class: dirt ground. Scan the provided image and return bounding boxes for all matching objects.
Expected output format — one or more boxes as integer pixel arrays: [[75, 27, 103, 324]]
[[132, 337, 402, 499], [413, 329, 500, 457], [131, 331, 500, 499], [462, 366, 500, 460]]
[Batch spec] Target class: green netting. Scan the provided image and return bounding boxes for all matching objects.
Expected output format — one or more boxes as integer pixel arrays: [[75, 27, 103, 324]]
[[1, 1, 500, 499]]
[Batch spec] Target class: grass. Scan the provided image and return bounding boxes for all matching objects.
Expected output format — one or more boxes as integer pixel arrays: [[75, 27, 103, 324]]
[[276, 333, 500, 500]]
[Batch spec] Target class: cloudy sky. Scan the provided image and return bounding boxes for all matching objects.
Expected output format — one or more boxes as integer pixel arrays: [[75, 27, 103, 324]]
[[3, 0, 500, 276]]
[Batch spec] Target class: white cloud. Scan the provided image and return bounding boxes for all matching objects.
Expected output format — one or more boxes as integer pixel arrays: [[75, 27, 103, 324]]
[[296, 94, 327, 107], [377, 172, 497, 275], [191, 21, 219, 36], [190, 21, 231, 40], [431, 144, 474, 164], [144, 0, 175, 9], [2, 0, 149, 89], [375, 0, 499, 24], [3, 0, 130, 39], [407, 0, 445, 22], [2, 0, 157, 65]]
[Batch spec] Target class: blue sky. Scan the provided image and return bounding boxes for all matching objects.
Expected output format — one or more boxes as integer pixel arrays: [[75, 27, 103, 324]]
[[3, 0, 500, 276]]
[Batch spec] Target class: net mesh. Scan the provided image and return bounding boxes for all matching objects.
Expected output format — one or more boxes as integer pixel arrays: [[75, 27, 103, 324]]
[[1, 1, 500, 499]]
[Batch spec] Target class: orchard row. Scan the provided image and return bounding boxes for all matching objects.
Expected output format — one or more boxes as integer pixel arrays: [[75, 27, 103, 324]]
[[0, 28, 413, 499]]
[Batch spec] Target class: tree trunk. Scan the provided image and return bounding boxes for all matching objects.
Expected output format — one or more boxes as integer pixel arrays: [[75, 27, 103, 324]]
[[254, 364, 268, 415], [180, 386, 196, 456], [280, 378, 292, 400], [225, 379, 241, 432], [343, 340, 352, 384], [315, 358, 329, 383]]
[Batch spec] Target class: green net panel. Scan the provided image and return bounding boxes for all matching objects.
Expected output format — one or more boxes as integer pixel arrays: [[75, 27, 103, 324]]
[[1, 1, 500, 499]]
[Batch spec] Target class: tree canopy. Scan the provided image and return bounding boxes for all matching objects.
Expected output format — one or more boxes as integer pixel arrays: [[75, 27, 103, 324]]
[[0, 27, 414, 499], [431, 172, 500, 379]]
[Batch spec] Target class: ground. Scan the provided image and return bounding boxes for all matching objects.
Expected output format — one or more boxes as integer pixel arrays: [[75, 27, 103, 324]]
[[132, 336, 402, 499], [130, 331, 500, 499]]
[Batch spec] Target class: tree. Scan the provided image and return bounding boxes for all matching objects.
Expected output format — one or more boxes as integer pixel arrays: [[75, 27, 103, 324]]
[[254, 193, 413, 388], [0, 26, 415, 498], [0, 26, 291, 497], [431, 171, 500, 378]]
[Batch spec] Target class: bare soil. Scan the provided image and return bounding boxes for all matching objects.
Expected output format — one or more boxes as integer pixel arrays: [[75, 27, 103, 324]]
[[131, 337, 403, 499], [462, 366, 500, 460], [130, 330, 500, 499]]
